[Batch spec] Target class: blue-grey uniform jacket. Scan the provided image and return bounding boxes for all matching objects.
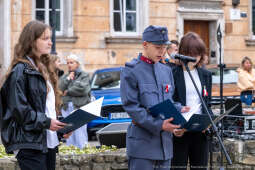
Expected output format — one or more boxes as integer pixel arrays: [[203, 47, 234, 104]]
[[120, 57, 182, 160]]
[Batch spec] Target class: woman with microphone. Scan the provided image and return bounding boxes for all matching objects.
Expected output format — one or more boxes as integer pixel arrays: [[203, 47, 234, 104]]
[[171, 32, 212, 170]]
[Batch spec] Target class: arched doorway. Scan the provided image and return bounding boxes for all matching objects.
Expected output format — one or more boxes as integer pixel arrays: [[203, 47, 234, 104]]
[[177, 0, 224, 64]]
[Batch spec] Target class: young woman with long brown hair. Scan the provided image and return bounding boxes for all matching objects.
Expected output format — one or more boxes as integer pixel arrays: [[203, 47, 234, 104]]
[[0, 20, 70, 170]]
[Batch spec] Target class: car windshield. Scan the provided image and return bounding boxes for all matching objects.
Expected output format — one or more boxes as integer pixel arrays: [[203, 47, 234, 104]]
[[91, 71, 120, 90], [210, 68, 238, 84]]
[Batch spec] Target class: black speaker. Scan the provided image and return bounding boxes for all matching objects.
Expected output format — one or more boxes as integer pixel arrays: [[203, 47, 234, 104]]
[[96, 122, 130, 148], [225, 99, 242, 115]]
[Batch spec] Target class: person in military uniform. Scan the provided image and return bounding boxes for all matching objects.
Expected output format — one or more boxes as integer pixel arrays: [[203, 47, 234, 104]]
[[120, 25, 190, 170]]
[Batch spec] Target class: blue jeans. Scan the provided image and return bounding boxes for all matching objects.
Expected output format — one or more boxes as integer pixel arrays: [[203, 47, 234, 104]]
[[240, 92, 253, 106]]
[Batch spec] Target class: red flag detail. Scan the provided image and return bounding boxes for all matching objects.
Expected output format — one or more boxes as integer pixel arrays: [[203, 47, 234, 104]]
[[165, 85, 170, 93], [203, 86, 208, 96]]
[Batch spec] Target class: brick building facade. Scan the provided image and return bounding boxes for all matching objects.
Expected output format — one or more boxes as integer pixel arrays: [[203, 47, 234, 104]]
[[0, 0, 254, 81]]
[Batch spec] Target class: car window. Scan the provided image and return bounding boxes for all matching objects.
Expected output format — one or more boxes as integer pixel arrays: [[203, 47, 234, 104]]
[[91, 71, 120, 90], [210, 68, 238, 84]]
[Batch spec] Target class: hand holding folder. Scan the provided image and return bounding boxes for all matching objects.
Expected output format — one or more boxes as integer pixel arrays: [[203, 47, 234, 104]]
[[149, 99, 186, 126], [149, 99, 238, 132], [57, 97, 104, 134]]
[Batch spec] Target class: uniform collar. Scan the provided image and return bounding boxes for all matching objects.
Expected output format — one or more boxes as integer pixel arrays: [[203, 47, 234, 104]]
[[140, 55, 155, 64]]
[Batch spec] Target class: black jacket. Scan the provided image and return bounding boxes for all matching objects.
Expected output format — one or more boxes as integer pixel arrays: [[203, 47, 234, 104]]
[[0, 62, 51, 154], [172, 66, 212, 114]]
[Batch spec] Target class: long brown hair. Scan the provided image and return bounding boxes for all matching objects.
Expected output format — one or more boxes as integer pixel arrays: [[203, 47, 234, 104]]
[[4, 20, 62, 114], [179, 32, 206, 67]]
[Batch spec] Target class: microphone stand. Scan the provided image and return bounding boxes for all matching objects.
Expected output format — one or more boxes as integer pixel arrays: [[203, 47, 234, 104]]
[[209, 131, 214, 170], [182, 61, 232, 168], [217, 24, 226, 170]]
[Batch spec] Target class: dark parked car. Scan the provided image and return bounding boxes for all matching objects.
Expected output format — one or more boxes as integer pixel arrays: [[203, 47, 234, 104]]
[[87, 67, 131, 139]]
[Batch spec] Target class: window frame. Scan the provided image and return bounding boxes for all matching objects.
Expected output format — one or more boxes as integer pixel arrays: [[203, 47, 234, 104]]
[[110, 0, 140, 36], [252, 0, 255, 38], [32, 0, 64, 36]]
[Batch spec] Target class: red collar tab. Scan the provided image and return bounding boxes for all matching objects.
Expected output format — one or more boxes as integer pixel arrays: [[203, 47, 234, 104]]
[[140, 56, 154, 64]]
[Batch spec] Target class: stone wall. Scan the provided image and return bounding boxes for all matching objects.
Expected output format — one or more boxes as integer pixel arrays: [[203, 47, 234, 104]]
[[212, 139, 255, 170], [0, 149, 128, 170], [1, 139, 255, 170]]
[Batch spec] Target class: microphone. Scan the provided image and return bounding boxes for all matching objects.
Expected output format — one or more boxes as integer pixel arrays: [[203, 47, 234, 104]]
[[174, 54, 196, 63]]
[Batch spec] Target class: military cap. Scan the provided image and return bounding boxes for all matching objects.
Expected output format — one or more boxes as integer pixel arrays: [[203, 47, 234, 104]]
[[142, 25, 170, 45]]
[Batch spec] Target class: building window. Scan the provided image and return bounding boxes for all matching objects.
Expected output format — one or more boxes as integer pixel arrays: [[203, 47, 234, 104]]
[[33, 0, 75, 40], [111, 0, 140, 36], [34, 0, 63, 35]]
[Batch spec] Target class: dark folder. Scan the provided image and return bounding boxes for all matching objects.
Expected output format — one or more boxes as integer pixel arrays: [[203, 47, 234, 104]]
[[182, 114, 212, 131], [57, 97, 103, 134], [149, 99, 213, 131], [182, 103, 239, 131], [149, 99, 187, 126], [57, 109, 99, 134]]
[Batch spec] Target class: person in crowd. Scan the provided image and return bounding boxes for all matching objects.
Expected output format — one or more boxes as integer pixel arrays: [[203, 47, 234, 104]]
[[161, 40, 180, 67], [120, 25, 190, 170], [167, 40, 179, 59], [52, 55, 64, 78], [237, 56, 255, 106], [59, 54, 91, 149], [171, 32, 212, 170], [202, 55, 209, 69], [0, 20, 71, 170]]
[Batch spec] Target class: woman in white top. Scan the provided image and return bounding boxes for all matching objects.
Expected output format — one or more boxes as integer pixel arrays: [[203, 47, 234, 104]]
[[0, 20, 71, 170], [237, 56, 255, 105], [171, 32, 212, 170]]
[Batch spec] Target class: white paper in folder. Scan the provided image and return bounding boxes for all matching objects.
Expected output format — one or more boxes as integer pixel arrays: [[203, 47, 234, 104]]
[[77, 97, 104, 117]]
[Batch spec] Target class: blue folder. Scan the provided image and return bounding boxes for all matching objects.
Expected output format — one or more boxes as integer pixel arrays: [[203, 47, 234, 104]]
[[182, 114, 211, 131], [149, 99, 212, 131], [58, 109, 99, 134], [149, 99, 187, 126]]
